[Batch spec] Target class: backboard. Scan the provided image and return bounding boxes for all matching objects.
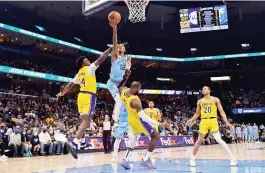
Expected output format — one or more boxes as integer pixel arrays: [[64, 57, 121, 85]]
[[82, 0, 116, 16]]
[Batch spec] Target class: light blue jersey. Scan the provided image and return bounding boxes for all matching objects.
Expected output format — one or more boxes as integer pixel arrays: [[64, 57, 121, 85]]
[[109, 56, 127, 83], [248, 126, 253, 134], [242, 126, 248, 139], [107, 56, 127, 98]]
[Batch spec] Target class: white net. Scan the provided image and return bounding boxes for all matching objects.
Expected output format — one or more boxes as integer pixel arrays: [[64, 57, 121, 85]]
[[124, 0, 150, 23]]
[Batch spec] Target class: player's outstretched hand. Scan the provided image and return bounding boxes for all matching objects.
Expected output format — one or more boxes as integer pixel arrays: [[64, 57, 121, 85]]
[[56, 92, 63, 98], [226, 122, 233, 129], [125, 69, 131, 78], [186, 119, 193, 126], [109, 19, 117, 28]]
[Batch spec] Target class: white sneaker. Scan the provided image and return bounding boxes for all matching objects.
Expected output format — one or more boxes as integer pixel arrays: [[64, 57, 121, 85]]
[[1, 155, 8, 159], [189, 159, 196, 167], [230, 159, 237, 166]]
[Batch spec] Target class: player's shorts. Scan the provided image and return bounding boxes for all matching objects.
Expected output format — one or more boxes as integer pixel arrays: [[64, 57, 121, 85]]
[[77, 91, 97, 116], [114, 122, 131, 139], [254, 133, 259, 139], [236, 132, 241, 137], [129, 118, 156, 136], [199, 118, 219, 135], [243, 132, 248, 138], [107, 79, 120, 98]]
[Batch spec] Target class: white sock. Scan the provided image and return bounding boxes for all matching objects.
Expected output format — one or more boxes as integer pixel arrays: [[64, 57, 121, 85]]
[[143, 151, 152, 161], [113, 94, 121, 122], [191, 154, 195, 160], [213, 132, 235, 160], [113, 139, 121, 157], [73, 138, 80, 144]]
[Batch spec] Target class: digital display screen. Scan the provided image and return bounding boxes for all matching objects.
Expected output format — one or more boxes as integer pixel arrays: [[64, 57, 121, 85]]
[[179, 5, 228, 33]]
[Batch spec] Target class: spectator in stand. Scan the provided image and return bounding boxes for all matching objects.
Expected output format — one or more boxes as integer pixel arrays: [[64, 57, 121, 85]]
[[54, 129, 67, 155], [9, 127, 22, 157], [21, 127, 32, 156], [39, 126, 53, 156], [30, 131, 40, 156], [261, 131, 265, 142], [0, 122, 8, 160]]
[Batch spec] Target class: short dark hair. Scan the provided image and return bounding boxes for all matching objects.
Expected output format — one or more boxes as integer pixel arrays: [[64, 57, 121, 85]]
[[130, 81, 141, 89], [204, 86, 211, 91], [76, 56, 86, 69]]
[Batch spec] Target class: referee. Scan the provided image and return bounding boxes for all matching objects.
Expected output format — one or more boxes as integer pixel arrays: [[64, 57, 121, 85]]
[[103, 115, 111, 154]]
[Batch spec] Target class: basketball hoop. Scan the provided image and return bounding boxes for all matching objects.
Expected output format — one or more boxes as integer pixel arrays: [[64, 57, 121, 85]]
[[124, 0, 150, 23]]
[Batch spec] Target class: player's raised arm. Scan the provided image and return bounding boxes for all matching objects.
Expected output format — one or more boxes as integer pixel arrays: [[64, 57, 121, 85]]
[[118, 69, 131, 91], [215, 97, 231, 127], [57, 74, 78, 97], [186, 100, 201, 126], [94, 47, 112, 67], [130, 98, 169, 128], [110, 19, 118, 62]]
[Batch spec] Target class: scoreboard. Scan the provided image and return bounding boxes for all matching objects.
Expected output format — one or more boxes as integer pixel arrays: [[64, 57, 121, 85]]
[[179, 5, 228, 33]]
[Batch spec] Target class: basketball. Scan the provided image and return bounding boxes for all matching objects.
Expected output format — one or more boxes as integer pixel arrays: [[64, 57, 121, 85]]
[[108, 11, 121, 24]]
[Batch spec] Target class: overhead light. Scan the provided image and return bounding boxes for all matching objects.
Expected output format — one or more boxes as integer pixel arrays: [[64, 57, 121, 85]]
[[107, 44, 113, 47], [35, 25, 46, 32], [60, 49, 63, 52], [157, 77, 171, 81], [190, 48, 197, 52], [156, 48, 163, 52], [210, 76, 231, 81], [44, 48, 47, 50], [74, 37, 83, 43]]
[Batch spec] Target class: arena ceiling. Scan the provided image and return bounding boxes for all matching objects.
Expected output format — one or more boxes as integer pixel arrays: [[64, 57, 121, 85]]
[[2, 1, 265, 58]]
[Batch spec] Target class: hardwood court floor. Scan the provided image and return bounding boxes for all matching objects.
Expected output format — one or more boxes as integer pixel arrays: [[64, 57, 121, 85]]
[[1, 142, 265, 173]]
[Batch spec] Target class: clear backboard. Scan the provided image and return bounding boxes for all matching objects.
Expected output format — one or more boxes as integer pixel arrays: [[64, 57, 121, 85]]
[[82, 0, 116, 16]]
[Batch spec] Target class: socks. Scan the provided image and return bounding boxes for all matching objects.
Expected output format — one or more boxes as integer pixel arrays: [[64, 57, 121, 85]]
[[73, 138, 81, 150], [113, 139, 121, 157], [191, 154, 195, 160], [143, 151, 152, 161], [213, 132, 235, 160]]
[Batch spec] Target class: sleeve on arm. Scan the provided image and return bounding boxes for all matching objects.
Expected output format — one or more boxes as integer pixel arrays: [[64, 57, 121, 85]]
[[72, 74, 79, 84], [88, 63, 98, 76]]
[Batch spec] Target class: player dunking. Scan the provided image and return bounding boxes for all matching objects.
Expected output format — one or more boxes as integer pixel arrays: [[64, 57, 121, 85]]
[[57, 47, 112, 159], [186, 86, 237, 166], [107, 19, 131, 123], [107, 19, 132, 160], [120, 81, 170, 169]]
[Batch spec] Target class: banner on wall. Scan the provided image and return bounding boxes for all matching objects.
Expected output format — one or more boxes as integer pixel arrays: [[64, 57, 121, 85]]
[[232, 107, 265, 114], [68, 136, 194, 152]]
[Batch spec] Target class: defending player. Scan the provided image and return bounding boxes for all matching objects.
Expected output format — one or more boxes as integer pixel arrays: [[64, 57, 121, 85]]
[[186, 86, 237, 167], [120, 81, 170, 169], [145, 101, 162, 132], [57, 47, 112, 159]]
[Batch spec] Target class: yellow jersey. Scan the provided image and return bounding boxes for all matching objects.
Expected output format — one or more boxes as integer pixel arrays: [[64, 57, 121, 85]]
[[145, 108, 160, 122], [200, 97, 217, 119], [73, 63, 97, 94], [121, 88, 139, 124]]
